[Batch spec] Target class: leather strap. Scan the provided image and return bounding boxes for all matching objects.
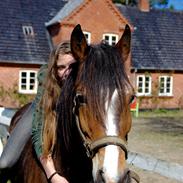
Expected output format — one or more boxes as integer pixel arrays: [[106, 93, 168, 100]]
[[48, 171, 57, 182]]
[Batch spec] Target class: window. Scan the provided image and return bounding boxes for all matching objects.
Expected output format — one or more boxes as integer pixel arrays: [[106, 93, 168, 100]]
[[22, 26, 34, 36], [159, 76, 173, 96], [19, 70, 38, 94], [137, 75, 151, 96], [103, 34, 118, 46], [83, 31, 91, 44]]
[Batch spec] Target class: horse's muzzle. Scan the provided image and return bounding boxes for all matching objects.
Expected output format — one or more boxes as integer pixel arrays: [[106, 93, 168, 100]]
[[95, 168, 140, 183]]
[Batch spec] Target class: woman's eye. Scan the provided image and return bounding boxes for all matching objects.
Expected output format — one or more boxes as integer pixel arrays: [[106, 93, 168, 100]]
[[57, 65, 66, 70]]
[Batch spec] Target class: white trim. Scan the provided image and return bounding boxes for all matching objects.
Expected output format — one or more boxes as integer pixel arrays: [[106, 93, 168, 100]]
[[158, 76, 173, 96], [136, 75, 151, 96], [102, 33, 118, 45], [19, 70, 38, 94], [83, 31, 91, 44], [22, 26, 34, 36]]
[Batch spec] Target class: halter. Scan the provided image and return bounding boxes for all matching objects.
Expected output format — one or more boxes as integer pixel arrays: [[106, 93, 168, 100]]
[[73, 93, 128, 159]]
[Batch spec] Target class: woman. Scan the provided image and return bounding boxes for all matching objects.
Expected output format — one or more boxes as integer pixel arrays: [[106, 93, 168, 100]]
[[0, 41, 76, 183], [33, 41, 75, 183]]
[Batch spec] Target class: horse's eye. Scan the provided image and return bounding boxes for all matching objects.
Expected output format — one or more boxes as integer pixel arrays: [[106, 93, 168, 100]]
[[129, 95, 136, 104]]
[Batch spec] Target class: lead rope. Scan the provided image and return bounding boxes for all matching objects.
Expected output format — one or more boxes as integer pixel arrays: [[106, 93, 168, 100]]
[[130, 170, 140, 182]]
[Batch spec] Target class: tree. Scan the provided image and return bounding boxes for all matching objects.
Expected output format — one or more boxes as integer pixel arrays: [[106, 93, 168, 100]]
[[150, 0, 169, 8], [113, 0, 174, 10], [112, 0, 137, 6]]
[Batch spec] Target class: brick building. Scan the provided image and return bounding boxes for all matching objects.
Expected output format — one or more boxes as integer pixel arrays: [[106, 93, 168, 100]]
[[0, 0, 183, 109], [0, 0, 67, 107]]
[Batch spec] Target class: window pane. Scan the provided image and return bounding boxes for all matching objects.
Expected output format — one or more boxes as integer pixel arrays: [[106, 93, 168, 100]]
[[112, 36, 116, 41], [160, 77, 164, 82], [30, 78, 35, 84], [138, 88, 143, 93], [160, 88, 164, 93], [145, 88, 149, 93], [167, 77, 170, 82], [21, 72, 27, 77], [139, 82, 143, 87], [111, 41, 116, 46], [84, 34, 88, 39], [145, 76, 149, 81], [30, 72, 35, 78], [166, 88, 170, 93], [21, 78, 26, 84], [21, 84, 26, 90], [105, 36, 109, 40], [139, 77, 143, 82], [30, 85, 34, 90]]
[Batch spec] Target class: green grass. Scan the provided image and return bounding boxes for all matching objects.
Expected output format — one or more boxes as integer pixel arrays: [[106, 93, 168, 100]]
[[138, 109, 183, 118]]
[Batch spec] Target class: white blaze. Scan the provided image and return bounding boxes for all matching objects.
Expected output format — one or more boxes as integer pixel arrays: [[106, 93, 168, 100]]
[[103, 90, 119, 180]]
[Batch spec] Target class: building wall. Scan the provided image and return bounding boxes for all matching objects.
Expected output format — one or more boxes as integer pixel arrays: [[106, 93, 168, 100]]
[[50, 0, 129, 45], [134, 72, 183, 109], [0, 64, 39, 108]]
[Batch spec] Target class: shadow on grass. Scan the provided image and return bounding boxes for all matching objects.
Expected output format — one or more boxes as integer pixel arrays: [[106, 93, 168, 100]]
[[146, 117, 183, 135]]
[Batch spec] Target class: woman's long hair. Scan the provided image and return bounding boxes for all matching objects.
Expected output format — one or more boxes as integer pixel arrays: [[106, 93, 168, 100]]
[[41, 41, 72, 156]]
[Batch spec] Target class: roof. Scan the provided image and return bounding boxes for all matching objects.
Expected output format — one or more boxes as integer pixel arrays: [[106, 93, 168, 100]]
[[0, 0, 66, 65], [117, 4, 183, 71], [46, 0, 84, 27]]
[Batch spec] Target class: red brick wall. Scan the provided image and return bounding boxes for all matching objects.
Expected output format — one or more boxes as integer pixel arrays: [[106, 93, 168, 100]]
[[133, 72, 183, 109], [50, 0, 129, 45], [0, 65, 39, 90], [0, 64, 39, 107]]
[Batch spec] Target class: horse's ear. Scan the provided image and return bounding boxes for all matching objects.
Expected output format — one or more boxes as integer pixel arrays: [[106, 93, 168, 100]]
[[71, 24, 88, 62], [116, 24, 131, 62]]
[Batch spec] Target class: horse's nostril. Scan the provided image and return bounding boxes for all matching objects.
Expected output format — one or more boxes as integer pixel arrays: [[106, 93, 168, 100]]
[[119, 168, 131, 183], [96, 169, 105, 183], [119, 169, 140, 183]]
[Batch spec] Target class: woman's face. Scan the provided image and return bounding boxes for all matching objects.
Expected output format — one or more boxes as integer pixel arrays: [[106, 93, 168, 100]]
[[57, 54, 76, 80]]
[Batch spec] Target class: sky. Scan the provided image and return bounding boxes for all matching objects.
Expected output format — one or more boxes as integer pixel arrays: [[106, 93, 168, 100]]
[[155, 0, 183, 10], [168, 0, 183, 10]]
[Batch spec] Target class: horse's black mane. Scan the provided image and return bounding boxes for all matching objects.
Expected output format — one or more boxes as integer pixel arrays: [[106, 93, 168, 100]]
[[56, 42, 131, 152]]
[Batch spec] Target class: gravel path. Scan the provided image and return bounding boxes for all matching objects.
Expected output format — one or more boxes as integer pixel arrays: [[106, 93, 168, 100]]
[[128, 116, 183, 183]]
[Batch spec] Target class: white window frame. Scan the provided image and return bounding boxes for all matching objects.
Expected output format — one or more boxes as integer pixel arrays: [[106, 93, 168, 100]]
[[159, 76, 173, 96], [19, 70, 38, 94], [22, 26, 34, 36], [102, 33, 118, 46], [137, 75, 151, 96], [83, 31, 91, 44]]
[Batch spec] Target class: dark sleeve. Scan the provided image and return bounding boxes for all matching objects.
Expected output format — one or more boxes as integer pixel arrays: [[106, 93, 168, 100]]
[[32, 64, 47, 158]]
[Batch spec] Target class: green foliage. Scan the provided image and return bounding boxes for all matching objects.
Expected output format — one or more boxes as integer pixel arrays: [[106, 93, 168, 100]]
[[0, 84, 34, 107], [113, 0, 137, 6], [139, 109, 183, 118], [150, 0, 169, 8], [169, 4, 174, 10]]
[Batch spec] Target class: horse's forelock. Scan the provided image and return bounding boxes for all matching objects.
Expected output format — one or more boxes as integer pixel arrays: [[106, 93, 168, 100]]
[[78, 43, 130, 122]]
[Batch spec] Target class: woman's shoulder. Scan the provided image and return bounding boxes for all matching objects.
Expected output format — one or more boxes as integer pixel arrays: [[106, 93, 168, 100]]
[[39, 64, 48, 73], [37, 64, 48, 83]]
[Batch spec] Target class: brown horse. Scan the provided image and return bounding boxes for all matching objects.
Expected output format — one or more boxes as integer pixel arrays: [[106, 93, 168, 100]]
[[5, 24, 138, 183]]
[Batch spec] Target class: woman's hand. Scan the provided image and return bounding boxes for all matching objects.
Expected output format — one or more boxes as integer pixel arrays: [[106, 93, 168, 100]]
[[39, 154, 69, 183], [51, 174, 69, 183]]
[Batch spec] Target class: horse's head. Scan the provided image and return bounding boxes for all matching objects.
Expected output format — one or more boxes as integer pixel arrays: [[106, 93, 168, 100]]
[[70, 24, 135, 183]]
